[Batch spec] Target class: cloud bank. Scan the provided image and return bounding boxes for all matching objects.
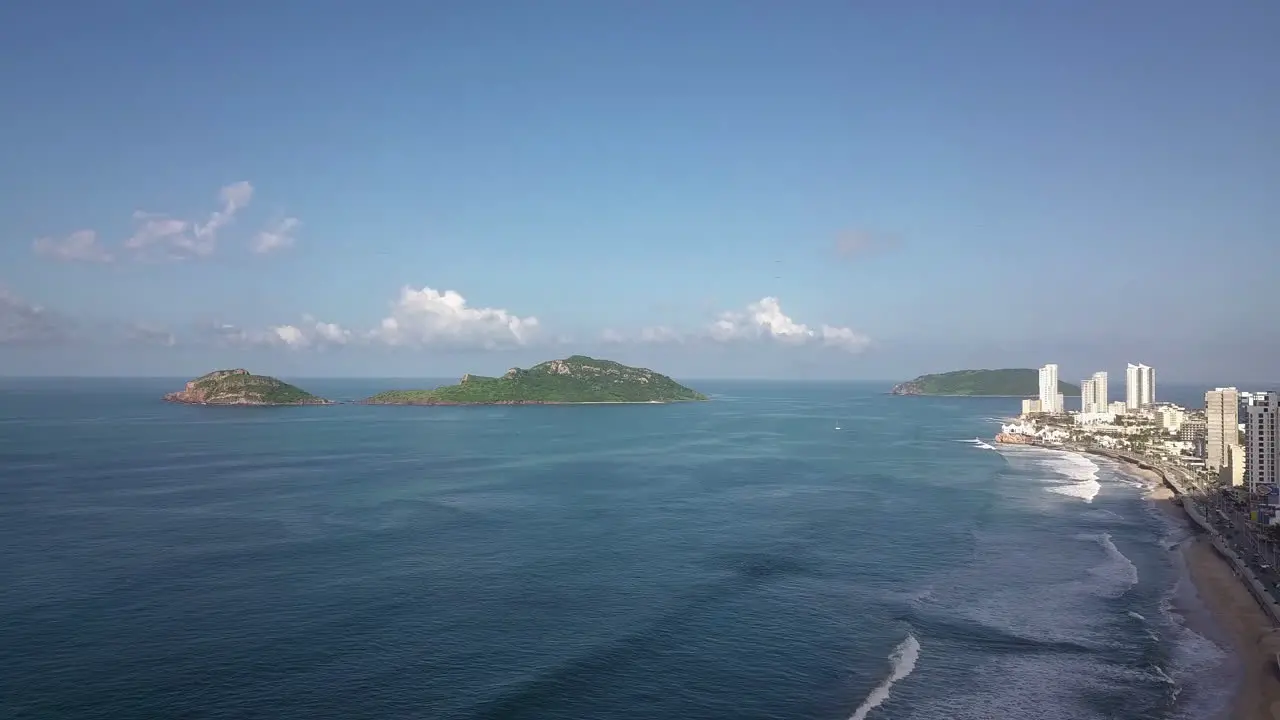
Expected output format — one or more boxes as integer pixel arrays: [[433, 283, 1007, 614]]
[[4, 282, 867, 358], [603, 296, 869, 353]]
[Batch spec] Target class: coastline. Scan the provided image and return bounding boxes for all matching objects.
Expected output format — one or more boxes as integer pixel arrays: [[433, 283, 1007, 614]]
[[1070, 449, 1280, 719]]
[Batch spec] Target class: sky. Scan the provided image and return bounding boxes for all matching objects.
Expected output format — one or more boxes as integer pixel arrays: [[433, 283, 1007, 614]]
[[1, 1, 1277, 383]]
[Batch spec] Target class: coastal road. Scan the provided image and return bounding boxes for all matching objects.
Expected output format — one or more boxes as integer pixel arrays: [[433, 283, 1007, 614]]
[[1197, 493, 1280, 599]]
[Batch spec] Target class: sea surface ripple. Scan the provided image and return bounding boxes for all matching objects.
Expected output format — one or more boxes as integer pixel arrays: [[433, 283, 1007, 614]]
[[0, 379, 1230, 719]]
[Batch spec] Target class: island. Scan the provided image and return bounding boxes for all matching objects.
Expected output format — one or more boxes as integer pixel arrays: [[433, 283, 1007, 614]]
[[362, 355, 708, 405], [890, 369, 1081, 397], [163, 369, 331, 405]]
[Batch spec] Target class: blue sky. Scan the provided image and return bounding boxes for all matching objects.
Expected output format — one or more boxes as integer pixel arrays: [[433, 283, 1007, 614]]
[[1, 1, 1277, 382]]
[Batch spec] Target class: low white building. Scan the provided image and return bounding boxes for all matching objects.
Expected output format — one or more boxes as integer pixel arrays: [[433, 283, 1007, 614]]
[[1074, 412, 1118, 426], [1154, 405, 1186, 434]]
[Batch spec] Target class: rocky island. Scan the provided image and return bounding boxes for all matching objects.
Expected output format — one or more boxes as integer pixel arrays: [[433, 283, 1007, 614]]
[[890, 369, 1081, 397], [362, 355, 708, 405], [164, 369, 331, 406]]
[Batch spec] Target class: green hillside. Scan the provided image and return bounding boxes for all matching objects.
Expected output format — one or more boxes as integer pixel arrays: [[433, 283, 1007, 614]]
[[890, 369, 1081, 397], [364, 356, 707, 405]]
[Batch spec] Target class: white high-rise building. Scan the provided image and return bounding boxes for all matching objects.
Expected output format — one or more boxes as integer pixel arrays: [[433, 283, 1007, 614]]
[[1039, 363, 1062, 414], [1205, 387, 1240, 473], [1125, 363, 1155, 410], [1246, 392, 1279, 491], [1081, 371, 1108, 413]]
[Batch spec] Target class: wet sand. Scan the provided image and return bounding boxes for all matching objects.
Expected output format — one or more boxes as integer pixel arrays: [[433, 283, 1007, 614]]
[[1134, 465, 1280, 720]]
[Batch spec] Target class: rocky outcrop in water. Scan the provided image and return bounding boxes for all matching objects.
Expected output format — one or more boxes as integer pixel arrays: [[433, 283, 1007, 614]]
[[164, 369, 331, 406]]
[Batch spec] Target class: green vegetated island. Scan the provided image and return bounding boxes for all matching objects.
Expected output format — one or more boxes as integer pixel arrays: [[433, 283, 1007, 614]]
[[163, 368, 332, 405], [890, 369, 1082, 397], [164, 357, 707, 406], [364, 355, 708, 405]]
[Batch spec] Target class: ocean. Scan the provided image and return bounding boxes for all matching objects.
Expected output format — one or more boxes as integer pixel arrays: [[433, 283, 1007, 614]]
[[0, 379, 1234, 719]]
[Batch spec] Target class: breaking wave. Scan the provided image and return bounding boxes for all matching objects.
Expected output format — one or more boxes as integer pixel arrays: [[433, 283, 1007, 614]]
[[849, 633, 921, 720]]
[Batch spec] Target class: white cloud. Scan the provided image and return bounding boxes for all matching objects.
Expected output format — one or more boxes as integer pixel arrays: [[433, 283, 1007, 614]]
[[193, 181, 254, 244], [817, 324, 870, 352], [269, 315, 352, 349], [272, 324, 308, 346], [124, 212, 189, 253], [0, 288, 70, 344], [252, 217, 300, 255], [707, 297, 869, 353], [32, 230, 113, 263], [127, 181, 254, 259], [373, 286, 539, 349], [193, 288, 533, 353]]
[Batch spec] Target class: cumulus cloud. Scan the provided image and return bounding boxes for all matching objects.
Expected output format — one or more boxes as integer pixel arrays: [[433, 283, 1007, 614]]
[[372, 287, 539, 349], [252, 217, 300, 255], [126, 181, 254, 259], [833, 229, 900, 260], [0, 288, 70, 344], [597, 298, 867, 353], [187, 288, 535, 353], [32, 230, 114, 263], [708, 297, 869, 353], [268, 315, 352, 349]]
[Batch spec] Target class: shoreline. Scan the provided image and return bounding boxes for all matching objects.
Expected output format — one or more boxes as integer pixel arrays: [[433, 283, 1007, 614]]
[[1059, 446, 1280, 719]]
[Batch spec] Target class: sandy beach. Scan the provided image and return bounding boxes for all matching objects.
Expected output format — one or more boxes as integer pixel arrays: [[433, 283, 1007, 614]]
[[1129, 463, 1280, 720]]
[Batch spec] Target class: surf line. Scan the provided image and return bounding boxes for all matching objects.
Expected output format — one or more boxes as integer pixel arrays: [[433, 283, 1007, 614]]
[[848, 632, 921, 720]]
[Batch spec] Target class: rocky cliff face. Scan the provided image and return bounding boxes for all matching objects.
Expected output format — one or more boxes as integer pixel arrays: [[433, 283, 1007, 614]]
[[164, 369, 330, 406], [890, 381, 923, 395]]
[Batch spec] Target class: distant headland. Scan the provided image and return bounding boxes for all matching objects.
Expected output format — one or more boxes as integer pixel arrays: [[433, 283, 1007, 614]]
[[164, 369, 332, 406], [362, 355, 708, 405], [891, 369, 1082, 397]]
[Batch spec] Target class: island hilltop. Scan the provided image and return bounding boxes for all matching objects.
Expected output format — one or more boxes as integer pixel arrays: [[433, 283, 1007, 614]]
[[363, 356, 708, 405], [164, 369, 331, 406], [891, 369, 1081, 397]]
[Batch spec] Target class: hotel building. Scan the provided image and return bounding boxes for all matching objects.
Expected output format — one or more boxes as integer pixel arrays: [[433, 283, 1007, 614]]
[[1125, 363, 1155, 410]]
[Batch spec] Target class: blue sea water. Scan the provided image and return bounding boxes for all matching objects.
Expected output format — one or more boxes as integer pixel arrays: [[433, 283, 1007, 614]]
[[0, 379, 1234, 719]]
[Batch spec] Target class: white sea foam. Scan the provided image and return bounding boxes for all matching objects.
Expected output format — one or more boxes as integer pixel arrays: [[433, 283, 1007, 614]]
[[902, 653, 1133, 720], [1040, 452, 1102, 503], [1127, 611, 1146, 621], [954, 437, 997, 450], [1081, 532, 1139, 597], [849, 633, 921, 720]]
